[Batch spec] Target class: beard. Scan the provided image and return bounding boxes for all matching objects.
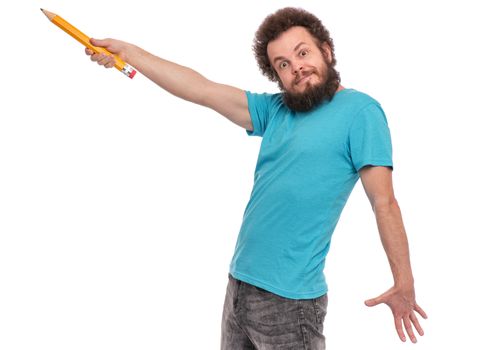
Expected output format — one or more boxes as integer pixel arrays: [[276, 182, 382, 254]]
[[280, 57, 340, 113]]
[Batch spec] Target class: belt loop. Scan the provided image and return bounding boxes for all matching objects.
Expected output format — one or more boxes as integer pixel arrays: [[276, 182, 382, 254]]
[[232, 275, 241, 311]]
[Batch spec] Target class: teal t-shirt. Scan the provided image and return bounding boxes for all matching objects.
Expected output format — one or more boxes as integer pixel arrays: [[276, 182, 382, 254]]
[[229, 88, 394, 299]]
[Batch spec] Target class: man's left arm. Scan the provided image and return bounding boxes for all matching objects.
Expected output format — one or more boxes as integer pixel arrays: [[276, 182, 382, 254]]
[[359, 165, 428, 343]]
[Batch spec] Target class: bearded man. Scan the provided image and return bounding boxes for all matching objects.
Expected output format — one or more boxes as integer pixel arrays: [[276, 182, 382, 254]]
[[86, 7, 427, 349]]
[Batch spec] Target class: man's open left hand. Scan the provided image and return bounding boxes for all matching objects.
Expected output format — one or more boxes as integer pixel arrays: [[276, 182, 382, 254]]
[[365, 286, 428, 343]]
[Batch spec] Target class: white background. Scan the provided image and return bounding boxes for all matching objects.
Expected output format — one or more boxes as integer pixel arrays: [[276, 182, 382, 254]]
[[1, 0, 489, 349]]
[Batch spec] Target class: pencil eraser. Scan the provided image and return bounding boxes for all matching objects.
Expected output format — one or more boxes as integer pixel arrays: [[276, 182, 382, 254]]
[[129, 70, 137, 79]]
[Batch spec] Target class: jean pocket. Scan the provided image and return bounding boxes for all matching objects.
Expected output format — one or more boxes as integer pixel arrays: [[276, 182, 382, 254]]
[[313, 294, 328, 324]]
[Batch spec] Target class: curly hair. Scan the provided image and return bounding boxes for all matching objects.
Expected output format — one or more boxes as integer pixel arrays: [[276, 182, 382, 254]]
[[253, 7, 338, 83]]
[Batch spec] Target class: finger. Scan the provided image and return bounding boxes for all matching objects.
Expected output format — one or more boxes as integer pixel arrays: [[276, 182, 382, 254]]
[[99, 55, 113, 66], [394, 317, 406, 342], [90, 53, 102, 62], [96, 55, 108, 65], [85, 48, 94, 56], [410, 311, 424, 336], [364, 296, 383, 307], [95, 54, 111, 66], [403, 316, 417, 343], [415, 303, 428, 319], [104, 57, 116, 68]]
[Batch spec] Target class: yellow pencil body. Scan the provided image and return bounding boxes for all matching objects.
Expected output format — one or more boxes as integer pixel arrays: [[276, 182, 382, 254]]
[[42, 9, 136, 79]]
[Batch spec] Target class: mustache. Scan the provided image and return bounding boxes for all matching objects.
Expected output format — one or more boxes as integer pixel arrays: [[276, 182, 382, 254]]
[[294, 70, 317, 85]]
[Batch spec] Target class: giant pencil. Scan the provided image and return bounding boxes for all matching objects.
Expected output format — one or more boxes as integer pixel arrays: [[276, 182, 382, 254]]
[[41, 8, 137, 79]]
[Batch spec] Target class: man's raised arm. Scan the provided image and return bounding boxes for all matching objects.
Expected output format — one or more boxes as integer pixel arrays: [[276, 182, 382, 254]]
[[86, 38, 253, 132]]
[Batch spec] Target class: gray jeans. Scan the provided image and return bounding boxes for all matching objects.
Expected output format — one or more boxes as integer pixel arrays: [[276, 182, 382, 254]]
[[221, 274, 328, 350]]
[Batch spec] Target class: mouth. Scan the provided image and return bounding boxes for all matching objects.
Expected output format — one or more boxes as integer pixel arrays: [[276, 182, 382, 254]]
[[295, 72, 314, 85]]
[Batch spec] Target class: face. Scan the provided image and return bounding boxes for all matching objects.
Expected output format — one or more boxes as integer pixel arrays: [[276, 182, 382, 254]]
[[267, 26, 337, 112], [267, 26, 331, 94]]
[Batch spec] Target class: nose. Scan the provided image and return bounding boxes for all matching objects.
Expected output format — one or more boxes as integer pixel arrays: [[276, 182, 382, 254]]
[[291, 60, 303, 75]]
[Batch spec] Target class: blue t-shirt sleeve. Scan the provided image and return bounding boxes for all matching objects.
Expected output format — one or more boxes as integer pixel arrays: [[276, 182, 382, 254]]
[[348, 103, 394, 172], [245, 91, 274, 137]]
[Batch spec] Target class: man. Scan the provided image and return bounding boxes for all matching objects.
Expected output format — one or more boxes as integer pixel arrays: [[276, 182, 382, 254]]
[[86, 7, 427, 349]]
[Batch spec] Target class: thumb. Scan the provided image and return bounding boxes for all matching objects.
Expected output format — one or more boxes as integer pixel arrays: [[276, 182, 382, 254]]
[[364, 296, 383, 307], [90, 38, 110, 48]]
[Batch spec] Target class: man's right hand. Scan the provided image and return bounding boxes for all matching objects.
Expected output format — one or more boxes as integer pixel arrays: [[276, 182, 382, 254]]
[[85, 38, 133, 68]]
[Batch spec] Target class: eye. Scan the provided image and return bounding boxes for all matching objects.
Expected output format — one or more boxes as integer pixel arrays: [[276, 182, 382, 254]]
[[300, 49, 308, 57], [279, 61, 288, 69]]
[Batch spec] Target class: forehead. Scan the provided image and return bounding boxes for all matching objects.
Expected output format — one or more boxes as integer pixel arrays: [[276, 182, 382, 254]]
[[267, 26, 317, 59]]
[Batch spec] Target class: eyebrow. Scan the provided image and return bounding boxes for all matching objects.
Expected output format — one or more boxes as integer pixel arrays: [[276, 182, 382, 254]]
[[272, 42, 308, 65]]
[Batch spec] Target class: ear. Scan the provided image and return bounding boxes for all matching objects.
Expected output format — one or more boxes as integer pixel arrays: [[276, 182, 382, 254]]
[[320, 42, 333, 64]]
